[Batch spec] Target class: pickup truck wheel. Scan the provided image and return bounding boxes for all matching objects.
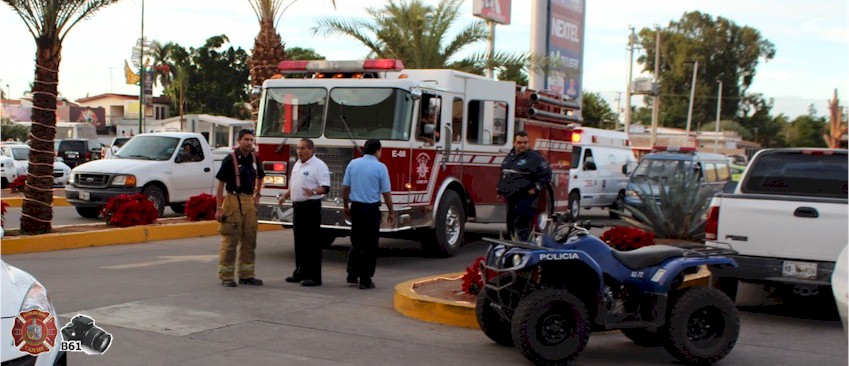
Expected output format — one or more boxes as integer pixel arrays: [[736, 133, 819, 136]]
[[609, 192, 625, 219], [170, 203, 185, 214], [476, 290, 514, 346], [143, 186, 166, 217], [662, 287, 739, 365], [568, 192, 581, 220], [512, 289, 590, 366], [421, 190, 465, 257], [75, 207, 101, 218]]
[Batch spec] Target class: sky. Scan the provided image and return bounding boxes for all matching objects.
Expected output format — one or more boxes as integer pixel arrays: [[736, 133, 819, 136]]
[[1, 0, 847, 121]]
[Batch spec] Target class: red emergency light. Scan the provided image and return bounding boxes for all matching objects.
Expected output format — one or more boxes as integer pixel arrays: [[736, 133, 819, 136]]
[[277, 59, 405, 74], [801, 150, 835, 155], [653, 146, 697, 153]]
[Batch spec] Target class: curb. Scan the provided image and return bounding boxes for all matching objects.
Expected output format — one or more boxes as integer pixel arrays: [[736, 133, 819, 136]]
[[1, 197, 70, 207], [1, 222, 282, 254], [393, 273, 478, 329]]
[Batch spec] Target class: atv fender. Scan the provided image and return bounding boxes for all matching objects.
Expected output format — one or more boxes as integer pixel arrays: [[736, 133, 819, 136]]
[[654, 257, 737, 292]]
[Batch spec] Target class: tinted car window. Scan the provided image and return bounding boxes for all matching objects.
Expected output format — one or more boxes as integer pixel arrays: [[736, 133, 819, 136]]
[[742, 151, 848, 199]]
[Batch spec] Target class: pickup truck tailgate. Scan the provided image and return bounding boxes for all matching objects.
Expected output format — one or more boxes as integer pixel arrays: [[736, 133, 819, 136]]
[[715, 194, 847, 262]]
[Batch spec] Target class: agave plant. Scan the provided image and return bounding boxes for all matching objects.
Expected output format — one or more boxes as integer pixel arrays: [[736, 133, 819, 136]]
[[616, 171, 714, 241]]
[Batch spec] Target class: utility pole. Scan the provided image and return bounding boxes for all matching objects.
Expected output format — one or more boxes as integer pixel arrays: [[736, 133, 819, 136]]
[[624, 26, 636, 139], [650, 28, 660, 149], [685, 60, 699, 136], [138, 0, 145, 135], [486, 20, 496, 79], [714, 80, 722, 153]]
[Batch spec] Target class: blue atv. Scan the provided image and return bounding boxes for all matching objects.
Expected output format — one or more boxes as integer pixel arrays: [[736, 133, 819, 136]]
[[476, 215, 740, 366]]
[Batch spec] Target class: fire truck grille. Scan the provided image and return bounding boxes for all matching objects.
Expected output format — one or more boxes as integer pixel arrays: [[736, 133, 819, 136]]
[[313, 147, 354, 202]]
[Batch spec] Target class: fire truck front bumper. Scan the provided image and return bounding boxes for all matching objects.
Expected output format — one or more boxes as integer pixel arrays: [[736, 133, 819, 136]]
[[257, 201, 414, 232]]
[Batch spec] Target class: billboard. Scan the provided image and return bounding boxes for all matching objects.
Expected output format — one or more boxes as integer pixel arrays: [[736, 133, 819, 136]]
[[530, 0, 585, 106], [69, 106, 106, 129], [473, 0, 511, 25]]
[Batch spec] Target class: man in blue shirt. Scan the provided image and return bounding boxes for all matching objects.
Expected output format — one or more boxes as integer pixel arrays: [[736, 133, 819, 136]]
[[342, 139, 394, 289]]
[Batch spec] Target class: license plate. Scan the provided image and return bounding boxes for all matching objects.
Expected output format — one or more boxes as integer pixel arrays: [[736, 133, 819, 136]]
[[782, 260, 817, 280], [79, 191, 90, 201], [67, 152, 79, 158]]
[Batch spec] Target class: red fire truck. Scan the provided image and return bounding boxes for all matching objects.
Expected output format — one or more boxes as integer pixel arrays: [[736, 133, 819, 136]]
[[255, 59, 578, 256]]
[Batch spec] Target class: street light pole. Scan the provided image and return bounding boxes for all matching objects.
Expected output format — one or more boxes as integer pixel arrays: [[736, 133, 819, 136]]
[[624, 26, 636, 139], [714, 80, 722, 153], [685, 60, 698, 137], [138, 0, 145, 135]]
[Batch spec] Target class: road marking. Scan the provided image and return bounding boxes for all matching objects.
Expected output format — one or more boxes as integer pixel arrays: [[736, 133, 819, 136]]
[[102, 255, 219, 269]]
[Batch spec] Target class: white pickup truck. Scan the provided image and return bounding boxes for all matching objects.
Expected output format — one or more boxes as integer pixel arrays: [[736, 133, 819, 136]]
[[65, 132, 222, 218], [706, 148, 848, 298]]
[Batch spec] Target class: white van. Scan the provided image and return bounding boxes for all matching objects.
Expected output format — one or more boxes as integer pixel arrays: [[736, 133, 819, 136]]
[[55, 122, 98, 140], [568, 127, 636, 219]]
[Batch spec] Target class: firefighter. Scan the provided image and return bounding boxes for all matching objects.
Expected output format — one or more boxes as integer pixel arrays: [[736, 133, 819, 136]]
[[497, 131, 552, 241], [214, 129, 265, 287]]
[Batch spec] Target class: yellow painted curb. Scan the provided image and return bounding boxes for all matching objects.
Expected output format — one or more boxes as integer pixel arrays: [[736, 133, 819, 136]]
[[394, 272, 478, 329], [1, 197, 70, 207], [1, 222, 282, 254]]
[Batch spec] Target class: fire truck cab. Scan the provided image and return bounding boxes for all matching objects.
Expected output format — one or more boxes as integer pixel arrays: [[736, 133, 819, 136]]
[[255, 59, 576, 256]]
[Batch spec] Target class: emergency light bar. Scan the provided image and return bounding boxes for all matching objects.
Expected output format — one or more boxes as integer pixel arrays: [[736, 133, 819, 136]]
[[277, 59, 405, 73]]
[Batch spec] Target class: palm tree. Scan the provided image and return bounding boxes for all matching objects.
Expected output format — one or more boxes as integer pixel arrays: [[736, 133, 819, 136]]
[[149, 41, 175, 89], [4, 0, 119, 234], [246, 0, 297, 120]]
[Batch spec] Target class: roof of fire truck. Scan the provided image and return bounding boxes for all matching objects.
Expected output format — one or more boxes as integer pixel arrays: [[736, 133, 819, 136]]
[[264, 59, 514, 96]]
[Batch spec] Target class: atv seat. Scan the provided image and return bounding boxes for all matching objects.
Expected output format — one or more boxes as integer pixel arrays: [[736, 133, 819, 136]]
[[611, 245, 687, 270]]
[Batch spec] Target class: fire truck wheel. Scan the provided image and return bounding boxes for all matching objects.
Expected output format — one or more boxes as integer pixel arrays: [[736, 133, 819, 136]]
[[568, 192, 581, 220], [424, 190, 465, 257]]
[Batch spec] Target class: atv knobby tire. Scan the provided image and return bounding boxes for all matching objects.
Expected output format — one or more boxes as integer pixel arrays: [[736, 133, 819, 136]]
[[476, 290, 514, 347], [511, 289, 590, 366], [662, 287, 740, 365]]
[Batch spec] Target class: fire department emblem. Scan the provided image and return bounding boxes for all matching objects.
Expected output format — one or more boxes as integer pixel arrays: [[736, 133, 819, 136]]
[[416, 153, 431, 180], [11, 310, 58, 355]]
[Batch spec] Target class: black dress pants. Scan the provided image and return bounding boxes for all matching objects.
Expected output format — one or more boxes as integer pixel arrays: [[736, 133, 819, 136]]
[[293, 199, 322, 282], [507, 195, 538, 241], [347, 201, 381, 280]]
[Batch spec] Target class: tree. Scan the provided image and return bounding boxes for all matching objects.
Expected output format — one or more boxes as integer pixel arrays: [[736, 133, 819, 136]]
[[581, 92, 616, 129], [637, 12, 775, 129], [738, 94, 786, 147], [285, 47, 325, 61], [786, 115, 827, 148], [4, 0, 118, 234], [498, 63, 528, 86], [149, 41, 175, 89], [162, 36, 251, 119]]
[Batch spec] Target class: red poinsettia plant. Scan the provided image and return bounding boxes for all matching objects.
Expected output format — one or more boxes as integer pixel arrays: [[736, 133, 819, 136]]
[[461, 256, 498, 295], [101, 193, 158, 227], [185, 193, 217, 221], [600, 226, 656, 251], [1, 201, 8, 228], [9, 175, 27, 193]]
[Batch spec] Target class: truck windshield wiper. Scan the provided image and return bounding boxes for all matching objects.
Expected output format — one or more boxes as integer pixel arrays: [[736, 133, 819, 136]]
[[126, 155, 154, 160], [338, 102, 363, 155]]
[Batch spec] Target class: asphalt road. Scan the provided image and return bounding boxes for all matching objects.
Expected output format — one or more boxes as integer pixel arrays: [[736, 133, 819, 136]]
[[2, 213, 846, 366]]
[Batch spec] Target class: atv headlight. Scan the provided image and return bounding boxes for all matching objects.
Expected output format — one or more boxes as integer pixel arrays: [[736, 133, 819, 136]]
[[510, 253, 524, 267], [21, 282, 55, 314]]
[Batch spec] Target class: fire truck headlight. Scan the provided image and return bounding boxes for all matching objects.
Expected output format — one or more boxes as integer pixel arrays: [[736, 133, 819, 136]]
[[264, 175, 287, 187], [404, 183, 412, 190]]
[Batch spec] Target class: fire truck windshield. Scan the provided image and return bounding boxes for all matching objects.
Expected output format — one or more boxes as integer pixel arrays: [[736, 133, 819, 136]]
[[325, 88, 413, 141], [259, 88, 327, 137]]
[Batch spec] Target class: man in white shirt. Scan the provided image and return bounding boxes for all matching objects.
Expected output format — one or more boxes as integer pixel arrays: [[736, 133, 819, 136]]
[[278, 138, 331, 286]]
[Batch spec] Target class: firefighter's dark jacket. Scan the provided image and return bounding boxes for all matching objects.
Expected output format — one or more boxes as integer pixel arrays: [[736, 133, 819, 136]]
[[497, 148, 552, 199]]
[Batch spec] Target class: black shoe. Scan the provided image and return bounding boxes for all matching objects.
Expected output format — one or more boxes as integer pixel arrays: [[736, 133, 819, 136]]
[[346, 276, 359, 285], [301, 279, 322, 287], [238, 278, 264, 286], [221, 280, 237, 287], [285, 275, 302, 283], [358, 278, 375, 289]]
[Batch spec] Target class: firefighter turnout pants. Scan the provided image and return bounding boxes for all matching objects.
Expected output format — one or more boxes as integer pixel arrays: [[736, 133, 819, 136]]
[[218, 193, 259, 281]]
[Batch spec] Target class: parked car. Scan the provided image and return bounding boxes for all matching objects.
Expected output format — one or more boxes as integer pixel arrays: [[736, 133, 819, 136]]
[[88, 141, 104, 161], [54, 139, 92, 168], [624, 148, 732, 209], [66, 132, 222, 218], [0, 229, 67, 366], [0, 155, 19, 188], [2, 143, 72, 187], [707, 148, 848, 301]]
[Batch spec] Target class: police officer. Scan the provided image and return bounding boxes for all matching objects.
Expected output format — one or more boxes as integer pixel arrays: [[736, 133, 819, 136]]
[[497, 131, 552, 241], [214, 129, 265, 287], [279, 138, 331, 287], [342, 139, 394, 289]]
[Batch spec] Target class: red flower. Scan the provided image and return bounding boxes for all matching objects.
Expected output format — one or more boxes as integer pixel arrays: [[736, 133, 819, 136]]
[[185, 193, 217, 221], [600, 226, 656, 251], [9, 175, 27, 193], [101, 193, 158, 227]]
